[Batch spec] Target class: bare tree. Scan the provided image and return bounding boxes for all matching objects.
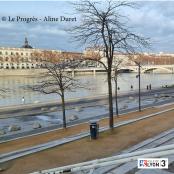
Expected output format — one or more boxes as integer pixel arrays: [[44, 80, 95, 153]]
[[71, 0, 150, 128], [28, 52, 82, 128]]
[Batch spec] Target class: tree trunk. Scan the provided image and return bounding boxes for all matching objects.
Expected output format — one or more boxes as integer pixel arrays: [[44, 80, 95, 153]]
[[61, 92, 66, 128], [107, 70, 114, 129]]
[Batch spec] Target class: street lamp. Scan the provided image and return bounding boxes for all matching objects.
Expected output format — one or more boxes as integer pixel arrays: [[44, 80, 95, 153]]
[[135, 61, 141, 112], [113, 60, 122, 116], [114, 68, 119, 116]]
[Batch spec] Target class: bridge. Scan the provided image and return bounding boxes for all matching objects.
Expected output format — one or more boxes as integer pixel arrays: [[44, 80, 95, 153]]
[[67, 65, 174, 76], [2, 65, 171, 76], [0, 64, 173, 76], [119, 64, 174, 73], [72, 64, 174, 74]]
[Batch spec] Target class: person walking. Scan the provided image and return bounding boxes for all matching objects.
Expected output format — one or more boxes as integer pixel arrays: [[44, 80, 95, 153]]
[[149, 84, 151, 90], [22, 96, 25, 104], [131, 85, 133, 90]]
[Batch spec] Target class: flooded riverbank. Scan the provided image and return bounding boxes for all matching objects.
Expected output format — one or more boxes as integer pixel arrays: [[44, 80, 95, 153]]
[[0, 73, 174, 106]]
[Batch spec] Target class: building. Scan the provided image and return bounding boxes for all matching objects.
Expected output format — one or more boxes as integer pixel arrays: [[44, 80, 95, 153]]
[[0, 38, 81, 69], [1, 39, 174, 70], [84, 47, 174, 67], [0, 38, 42, 69]]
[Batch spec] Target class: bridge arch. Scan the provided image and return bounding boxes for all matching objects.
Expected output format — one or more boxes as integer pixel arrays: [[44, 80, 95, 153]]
[[118, 68, 136, 73], [143, 67, 173, 73]]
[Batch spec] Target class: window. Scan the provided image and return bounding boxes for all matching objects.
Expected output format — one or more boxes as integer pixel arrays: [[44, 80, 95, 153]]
[[0, 52, 2, 55], [21, 52, 23, 55], [11, 52, 13, 55], [6, 64, 9, 69], [16, 52, 19, 56], [11, 64, 15, 69], [5, 52, 8, 55]]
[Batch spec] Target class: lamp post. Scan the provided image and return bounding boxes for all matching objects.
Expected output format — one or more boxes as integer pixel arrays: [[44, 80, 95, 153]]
[[135, 61, 141, 112], [114, 68, 119, 116], [113, 60, 122, 116]]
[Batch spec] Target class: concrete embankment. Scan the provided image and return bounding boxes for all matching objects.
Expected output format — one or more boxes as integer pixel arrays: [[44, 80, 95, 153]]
[[0, 68, 106, 76], [0, 69, 46, 76]]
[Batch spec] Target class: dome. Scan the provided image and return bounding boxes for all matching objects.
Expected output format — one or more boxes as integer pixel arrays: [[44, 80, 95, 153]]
[[21, 37, 33, 49]]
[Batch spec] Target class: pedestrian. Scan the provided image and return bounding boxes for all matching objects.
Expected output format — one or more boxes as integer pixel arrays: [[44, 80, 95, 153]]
[[22, 96, 25, 104], [149, 84, 151, 90], [131, 85, 133, 90], [147, 85, 149, 90], [117, 87, 120, 91]]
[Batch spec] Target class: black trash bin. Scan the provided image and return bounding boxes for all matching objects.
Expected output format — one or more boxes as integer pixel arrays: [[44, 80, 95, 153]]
[[89, 120, 99, 140]]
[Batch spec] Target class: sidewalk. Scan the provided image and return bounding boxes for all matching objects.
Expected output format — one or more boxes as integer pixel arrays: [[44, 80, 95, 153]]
[[0, 103, 174, 174], [1, 103, 174, 154]]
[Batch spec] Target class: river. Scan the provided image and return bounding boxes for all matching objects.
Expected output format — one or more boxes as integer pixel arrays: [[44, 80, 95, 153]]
[[0, 73, 174, 106]]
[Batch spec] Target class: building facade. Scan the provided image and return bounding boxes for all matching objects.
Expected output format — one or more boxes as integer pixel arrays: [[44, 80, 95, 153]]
[[1, 39, 174, 70], [0, 38, 62, 69]]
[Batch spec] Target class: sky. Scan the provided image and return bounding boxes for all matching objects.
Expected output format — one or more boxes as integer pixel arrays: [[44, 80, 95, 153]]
[[0, 1, 174, 53]]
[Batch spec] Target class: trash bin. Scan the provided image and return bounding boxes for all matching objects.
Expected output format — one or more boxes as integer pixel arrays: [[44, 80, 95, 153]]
[[89, 120, 99, 140]]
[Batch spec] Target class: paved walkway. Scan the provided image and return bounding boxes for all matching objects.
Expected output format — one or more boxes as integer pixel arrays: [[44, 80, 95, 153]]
[[0, 103, 174, 174], [93, 129, 174, 174], [2, 106, 174, 165], [1, 103, 174, 153], [1, 87, 174, 142]]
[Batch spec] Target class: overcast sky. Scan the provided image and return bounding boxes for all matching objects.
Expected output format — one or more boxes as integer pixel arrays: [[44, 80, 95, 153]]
[[0, 1, 174, 53]]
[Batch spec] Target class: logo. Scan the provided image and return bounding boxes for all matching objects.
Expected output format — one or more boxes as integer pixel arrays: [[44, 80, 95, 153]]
[[138, 158, 168, 169], [1, 16, 6, 21]]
